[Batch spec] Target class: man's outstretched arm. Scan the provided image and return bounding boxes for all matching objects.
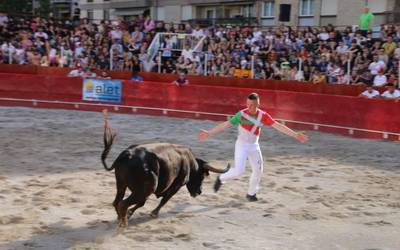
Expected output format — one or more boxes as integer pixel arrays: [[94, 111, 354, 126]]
[[271, 122, 308, 143], [198, 121, 232, 141]]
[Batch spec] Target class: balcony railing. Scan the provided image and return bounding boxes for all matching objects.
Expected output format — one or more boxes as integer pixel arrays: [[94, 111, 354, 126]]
[[51, 0, 72, 3], [187, 17, 258, 26]]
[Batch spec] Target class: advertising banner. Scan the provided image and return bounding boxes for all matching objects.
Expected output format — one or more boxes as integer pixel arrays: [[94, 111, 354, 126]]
[[82, 79, 122, 103]]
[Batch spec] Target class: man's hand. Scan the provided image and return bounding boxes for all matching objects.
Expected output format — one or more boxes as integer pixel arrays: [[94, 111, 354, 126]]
[[197, 130, 210, 141], [295, 132, 308, 143]]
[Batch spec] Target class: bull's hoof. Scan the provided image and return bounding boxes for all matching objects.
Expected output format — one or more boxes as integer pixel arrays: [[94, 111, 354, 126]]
[[118, 218, 128, 228]]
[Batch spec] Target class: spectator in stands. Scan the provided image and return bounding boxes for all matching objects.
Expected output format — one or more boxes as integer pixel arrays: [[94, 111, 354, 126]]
[[373, 69, 387, 87], [381, 84, 400, 99], [312, 69, 326, 84], [131, 70, 144, 82], [359, 85, 380, 98], [82, 66, 97, 79], [68, 65, 84, 77], [3, 14, 400, 89], [0, 13, 8, 27], [349, 70, 361, 84], [368, 54, 386, 77], [98, 71, 111, 79], [162, 59, 176, 74], [359, 7, 374, 37], [173, 72, 189, 86]]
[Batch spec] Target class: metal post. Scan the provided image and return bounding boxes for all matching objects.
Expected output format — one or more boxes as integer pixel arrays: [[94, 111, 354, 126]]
[[8, 44, 12, 64], [109, 46, 113, 71], [298, 58, 302, 72], [60, 46, 65, 68], [298, 58, 303, 80], [250, 55, 255, 79], [204, 53, 208, 76], [347, 58, 351, 84], [398, 59, 400, 88], [158, 51, 162, 73]]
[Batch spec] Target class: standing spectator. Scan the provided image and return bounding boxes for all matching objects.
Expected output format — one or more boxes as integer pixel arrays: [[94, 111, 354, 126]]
[[380, 84, 400, 99], [131, 70, 144, 82], [359, 7, 374, 37], [173, 72, 189, 86], [359, 85, 380, 98], [68, 65, 84, 77]]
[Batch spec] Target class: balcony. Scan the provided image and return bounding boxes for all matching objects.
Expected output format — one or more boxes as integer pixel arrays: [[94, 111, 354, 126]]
[[111, 0, 150, 9]]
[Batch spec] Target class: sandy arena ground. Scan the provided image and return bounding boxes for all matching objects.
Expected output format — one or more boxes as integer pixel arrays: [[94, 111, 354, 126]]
[[0, 106, 399, 250]]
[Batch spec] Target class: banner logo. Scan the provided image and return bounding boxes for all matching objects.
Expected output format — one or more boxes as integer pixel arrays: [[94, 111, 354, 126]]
[[82, 79, 122, 103]]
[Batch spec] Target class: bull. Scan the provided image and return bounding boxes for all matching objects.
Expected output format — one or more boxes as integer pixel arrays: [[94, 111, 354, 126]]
[[101, 110, 230, 227]]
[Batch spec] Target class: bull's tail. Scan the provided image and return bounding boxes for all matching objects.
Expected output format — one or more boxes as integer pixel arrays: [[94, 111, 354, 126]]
[[101, 109, 117, 171]]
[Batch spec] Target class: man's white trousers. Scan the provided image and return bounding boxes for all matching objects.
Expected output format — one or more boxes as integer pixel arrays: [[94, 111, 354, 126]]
[[219, 140, 263, 195]]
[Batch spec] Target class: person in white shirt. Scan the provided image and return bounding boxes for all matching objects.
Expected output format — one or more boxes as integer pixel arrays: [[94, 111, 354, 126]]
[[0, 12, 8, 27], [336, 41, 348, 55], [373, 70, 387, 87], [34, 28, 49, 41], [197, 93, 308, 202], [110, 26, 123, 40], [368, 55, 385, 76], [381, 84, 400, 99], [192, 25, 204, 39], [181, 45, 193, 61], [359, 85, 380, 98], [68, 66, 84, 77]]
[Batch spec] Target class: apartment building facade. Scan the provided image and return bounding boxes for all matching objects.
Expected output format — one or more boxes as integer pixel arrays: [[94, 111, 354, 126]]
[[79, 0, 398, 26]]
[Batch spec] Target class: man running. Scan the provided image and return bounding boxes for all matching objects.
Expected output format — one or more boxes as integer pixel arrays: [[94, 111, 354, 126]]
[[197, 93, 308, 201]]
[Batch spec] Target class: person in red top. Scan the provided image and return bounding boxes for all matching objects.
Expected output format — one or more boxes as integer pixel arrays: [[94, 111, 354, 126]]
[[198, 93, 308, 201]]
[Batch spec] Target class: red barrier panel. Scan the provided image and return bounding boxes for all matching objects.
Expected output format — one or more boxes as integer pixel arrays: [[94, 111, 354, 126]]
[[0, 73, 399, 140]]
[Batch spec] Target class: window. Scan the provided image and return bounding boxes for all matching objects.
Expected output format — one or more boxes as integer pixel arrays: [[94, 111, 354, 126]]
[[300, 0, 314, 16], [103, 10, 110, 20], [87, 0, 93, 3], [87, 9, 94, 20], [263, 1, 275, 17]]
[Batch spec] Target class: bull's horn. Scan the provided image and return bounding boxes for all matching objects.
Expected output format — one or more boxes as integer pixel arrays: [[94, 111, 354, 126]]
[[204, 163, 230, 173]]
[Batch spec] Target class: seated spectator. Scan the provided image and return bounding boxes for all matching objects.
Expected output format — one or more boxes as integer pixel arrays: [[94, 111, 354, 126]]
[[131, 71, 144, 82], [162, 60, 176, 74], [359, 85, 380, 98], [381, 84, 400, 99], [373, 69, 387, 87], [387, 73, 398, 86], [349, 70, 361, 84], [312, 70, 326, 84], [173, 72, 189, 86], [358, 71, 373, 85]]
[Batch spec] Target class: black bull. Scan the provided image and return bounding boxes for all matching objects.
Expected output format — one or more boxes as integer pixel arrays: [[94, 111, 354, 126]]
[[101, 119, 229, 227]]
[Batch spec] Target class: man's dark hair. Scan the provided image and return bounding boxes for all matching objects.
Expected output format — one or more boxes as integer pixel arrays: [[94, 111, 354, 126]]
[[248, 93, 259, 100]]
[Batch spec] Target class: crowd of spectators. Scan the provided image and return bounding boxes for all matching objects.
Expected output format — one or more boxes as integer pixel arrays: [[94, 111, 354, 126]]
[[0, 11, 400, 97]]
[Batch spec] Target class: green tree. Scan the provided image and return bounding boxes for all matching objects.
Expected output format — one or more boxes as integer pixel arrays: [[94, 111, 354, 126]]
[[0, 0, 33, 15]]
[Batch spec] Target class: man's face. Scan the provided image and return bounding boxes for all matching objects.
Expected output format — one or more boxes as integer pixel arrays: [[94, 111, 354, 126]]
[[246, 98, 259, 113]]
